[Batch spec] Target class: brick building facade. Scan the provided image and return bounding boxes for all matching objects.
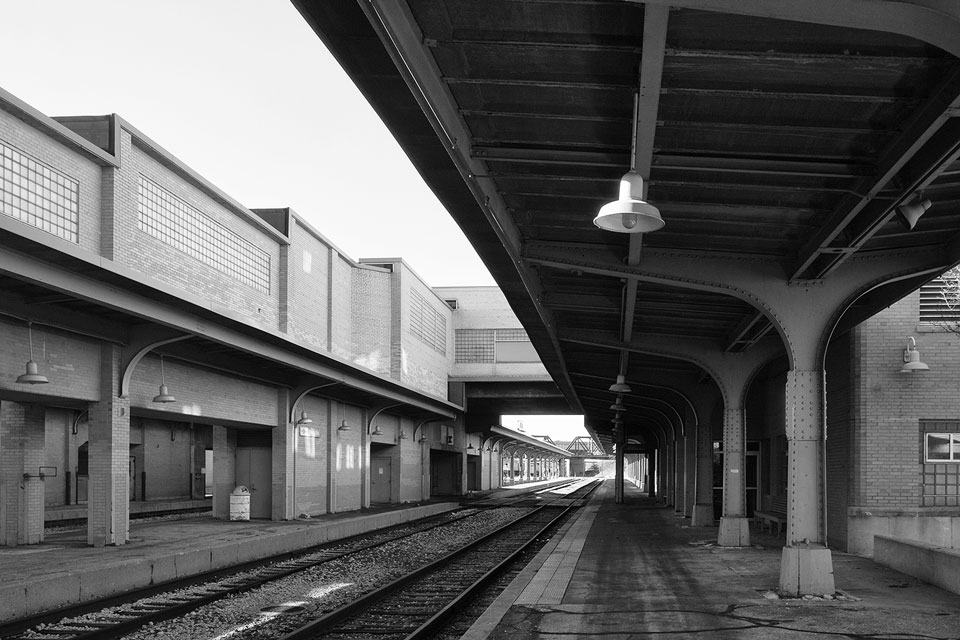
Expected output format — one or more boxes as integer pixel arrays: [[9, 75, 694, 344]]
[[0, 87, 566, 547]]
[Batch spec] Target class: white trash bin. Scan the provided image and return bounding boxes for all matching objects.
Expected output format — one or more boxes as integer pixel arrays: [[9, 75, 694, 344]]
[[229, 486, 250, 521]]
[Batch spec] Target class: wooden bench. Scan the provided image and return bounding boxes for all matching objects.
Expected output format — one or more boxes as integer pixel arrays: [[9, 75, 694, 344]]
[[754, 495, 787, 535]]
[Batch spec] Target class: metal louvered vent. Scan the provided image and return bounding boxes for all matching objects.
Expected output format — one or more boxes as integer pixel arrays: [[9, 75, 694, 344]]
[[920, 273, 960, 323]]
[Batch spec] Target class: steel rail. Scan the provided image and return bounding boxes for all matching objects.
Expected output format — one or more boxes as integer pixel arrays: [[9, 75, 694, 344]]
[[277, 480, 600, 640], [1, 481, 581, 640], [405, 480, 601, 640], [0, 509, 475, 640]]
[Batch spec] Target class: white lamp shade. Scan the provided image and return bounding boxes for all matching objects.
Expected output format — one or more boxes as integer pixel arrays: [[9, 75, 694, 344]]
[[593, 172, 664, 233]]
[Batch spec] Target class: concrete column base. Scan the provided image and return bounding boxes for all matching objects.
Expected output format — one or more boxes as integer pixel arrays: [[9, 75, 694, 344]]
[[691, 504, 715, 527], [779, 545, 835, 596], [717, 516, 751, 546]]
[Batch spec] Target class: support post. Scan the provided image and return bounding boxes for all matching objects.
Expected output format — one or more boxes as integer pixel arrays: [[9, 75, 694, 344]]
[[684, 431, 696, 517], [718, 406, 751, 546], [779, 369, 835, 596], [691, 415, 716, 526], [212, 426, 235, 519], [648, 450, 657, 498], [0, 403, 46, 545], [274, 388, 294, 521], [88, 344, 129, 546]]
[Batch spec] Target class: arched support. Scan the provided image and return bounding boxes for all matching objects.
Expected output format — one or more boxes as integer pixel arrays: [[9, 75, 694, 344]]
[[366, 403, 404, 433], [118, 329, 192, 398], [288, 382, 341, 423], [635, 0, 960, 59], [414, 417, 447, 442]]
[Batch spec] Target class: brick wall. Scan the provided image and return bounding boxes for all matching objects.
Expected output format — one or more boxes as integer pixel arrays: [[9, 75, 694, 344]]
[[126, 355, 279, 427], [0, 316, 101, 401], [840, 291, 960, 553], [117, 132, 280, 329], [287, 219, 330, 350], [398, 416, 423, 501], [330, 254, 354, 361], [350, 265, 392, 375], [333, 404, 364, 511], [0, 402, 46, 544], [87, 345, 130, 546], [1, 93, 473, 528], [434, 285, 549, 381], [294, 396, 329, 516], [851, 293, 931, 509], [399, 265, 454, 398], [0, 109, 102, 253], [212, 426, 236, 519]]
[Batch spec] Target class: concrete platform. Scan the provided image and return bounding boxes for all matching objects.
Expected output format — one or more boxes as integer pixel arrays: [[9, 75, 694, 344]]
[[464, 481, 960, 639], [0, 478, 574, 623], [44, 498, 212, 523], [0, 499, 459, 622]]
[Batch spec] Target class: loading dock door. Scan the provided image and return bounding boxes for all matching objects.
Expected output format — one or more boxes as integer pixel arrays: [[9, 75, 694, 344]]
[[371, 456, 392, 504], [430, 450, 461, 496], [467, 457, 480, 491], [236, 447, 271, 518]]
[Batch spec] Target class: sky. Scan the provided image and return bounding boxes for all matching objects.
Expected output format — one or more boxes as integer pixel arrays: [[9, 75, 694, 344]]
[[1, 2, 589, 442], [501, 415, 589, 443], [0, 0, 495, 287]]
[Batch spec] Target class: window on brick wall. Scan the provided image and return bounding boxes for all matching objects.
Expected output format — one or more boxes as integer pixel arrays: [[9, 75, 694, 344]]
[[925, 433, 960, 461], [920, 421, 960, 507], [137, 176, 271, 293], [0, 140, 80, 242], [455, 328, 538, 363], [455, 328, 494, 363], [409, 288, 447, 354], [494, 328, 539, 362]]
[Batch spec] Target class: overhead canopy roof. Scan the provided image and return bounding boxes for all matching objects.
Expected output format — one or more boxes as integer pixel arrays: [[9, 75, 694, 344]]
[[295, 0, 960, 447], [490, 425, 573, 458]]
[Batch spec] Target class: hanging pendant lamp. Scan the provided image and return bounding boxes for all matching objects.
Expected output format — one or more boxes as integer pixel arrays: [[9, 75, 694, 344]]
[[593, 172, 664, 234], [16, 322, 49, 384], [609, 374, 632, 394], [152, 355, 176, 403]]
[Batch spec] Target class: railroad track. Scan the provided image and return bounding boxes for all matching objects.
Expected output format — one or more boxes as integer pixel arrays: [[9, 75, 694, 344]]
[[0, 509, 480, 640], [1, 480, 597, 640], [277, 479, 599, 640]]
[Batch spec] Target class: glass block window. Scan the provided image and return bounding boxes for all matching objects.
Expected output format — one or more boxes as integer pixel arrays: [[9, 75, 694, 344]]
[[920, 421, 960, 507], [138, 176, 270, 293], [1, 140, 79, 242], [455, 328, 538, 363], [455, 329, 495, 363], [409, 288, 447, 354], [496, 328, 528, 342]]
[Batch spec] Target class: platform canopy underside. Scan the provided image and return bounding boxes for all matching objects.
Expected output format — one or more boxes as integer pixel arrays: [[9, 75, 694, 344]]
[[296, 0, 960, 448]]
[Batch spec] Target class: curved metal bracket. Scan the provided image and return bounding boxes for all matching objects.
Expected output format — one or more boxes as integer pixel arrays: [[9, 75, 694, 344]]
[[483, 435, 507, 452], [289, 382, 341, 423], [119, 330, 192, 398], [414, 417, 447, 442], [367, 403, 404, 433]]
